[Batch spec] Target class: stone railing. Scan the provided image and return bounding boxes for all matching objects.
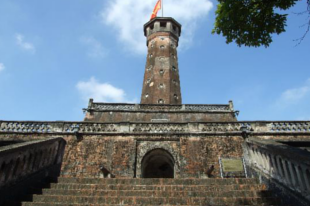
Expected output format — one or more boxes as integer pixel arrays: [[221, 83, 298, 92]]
[[244, 138, 310, 203], [0, 138, 66, 187], [269, 122, 310, 132], [0, 121, 119, 134], [131, 123, 187, 133], [0, 121, 310, 134], [86, 101, 233, 112]]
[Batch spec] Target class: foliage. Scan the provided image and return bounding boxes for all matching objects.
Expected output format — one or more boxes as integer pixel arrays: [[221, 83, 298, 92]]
[[212, 0, 298, 47]]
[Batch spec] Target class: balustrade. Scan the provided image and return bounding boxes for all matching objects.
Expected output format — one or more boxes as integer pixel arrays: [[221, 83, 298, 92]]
[[89, 103, 232, 112], [244, 139, 310, 201], [0, 138, 65, 187], [0, 121, 310, 134]]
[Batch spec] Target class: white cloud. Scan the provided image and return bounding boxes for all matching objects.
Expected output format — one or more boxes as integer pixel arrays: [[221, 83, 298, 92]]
[[273, 78, 310, 111], [0, 63, 5, 72], [76, 77, 136, 103], [101, 0, 213, 54], [269, 78, 310, 120], [280, 78, 310, 105], [15, 33, 36, 53], [80, 37, 108, 58]]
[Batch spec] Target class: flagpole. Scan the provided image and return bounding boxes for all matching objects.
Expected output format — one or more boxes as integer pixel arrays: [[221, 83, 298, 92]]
[[162, 0, 164, 17]]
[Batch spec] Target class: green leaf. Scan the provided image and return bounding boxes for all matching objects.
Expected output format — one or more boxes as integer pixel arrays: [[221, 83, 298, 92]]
[[213, 0, 297, 47]]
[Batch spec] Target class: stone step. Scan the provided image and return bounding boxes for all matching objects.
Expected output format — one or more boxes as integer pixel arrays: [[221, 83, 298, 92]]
[[57, 177, 259, 186], [51, 183, 266, 192], [31, 195, 279, 205], [42, 189, 272, 198], [23, 203, 283, 206]]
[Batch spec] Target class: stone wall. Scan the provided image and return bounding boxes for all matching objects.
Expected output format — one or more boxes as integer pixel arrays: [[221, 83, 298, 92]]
[[0, 133, 244, 179], [180, 136, 244, 178], [61, 135, 136, 178], [61, 134, 245, 178]]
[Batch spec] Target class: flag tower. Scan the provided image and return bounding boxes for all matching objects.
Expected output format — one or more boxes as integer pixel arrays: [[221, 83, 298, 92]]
[[141, 17, 182, 105]]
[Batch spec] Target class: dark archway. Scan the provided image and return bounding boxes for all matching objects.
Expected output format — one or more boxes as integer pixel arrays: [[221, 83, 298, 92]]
[[141, 149, 174, 178]]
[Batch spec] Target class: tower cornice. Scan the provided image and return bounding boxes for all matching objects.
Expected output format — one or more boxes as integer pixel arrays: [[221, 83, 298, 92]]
[[144, 17, 182, 37]]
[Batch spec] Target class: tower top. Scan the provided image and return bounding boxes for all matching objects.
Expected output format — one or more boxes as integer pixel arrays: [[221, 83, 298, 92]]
[[143, 17, 182, 46]]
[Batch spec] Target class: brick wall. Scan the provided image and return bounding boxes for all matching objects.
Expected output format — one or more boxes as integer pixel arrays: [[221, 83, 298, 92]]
[[0, 132, 309, 179]]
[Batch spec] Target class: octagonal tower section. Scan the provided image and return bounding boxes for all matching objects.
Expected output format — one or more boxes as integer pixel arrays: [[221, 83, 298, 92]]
[[141, 17, 182, 105]]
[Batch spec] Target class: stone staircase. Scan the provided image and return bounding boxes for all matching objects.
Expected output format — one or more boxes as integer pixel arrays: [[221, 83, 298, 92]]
[[22, 178, 283, 206]]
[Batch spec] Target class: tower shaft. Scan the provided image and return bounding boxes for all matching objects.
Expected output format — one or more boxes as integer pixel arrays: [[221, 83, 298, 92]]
[[141, 18, 182, 105]]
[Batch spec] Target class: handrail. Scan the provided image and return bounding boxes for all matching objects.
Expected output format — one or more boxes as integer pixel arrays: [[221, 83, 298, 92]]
[[243, 138, 310, 202], [0, 138, 66, 187]]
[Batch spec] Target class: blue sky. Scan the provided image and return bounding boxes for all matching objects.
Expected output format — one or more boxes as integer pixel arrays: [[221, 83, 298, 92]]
[[0, 0, 309, 121]]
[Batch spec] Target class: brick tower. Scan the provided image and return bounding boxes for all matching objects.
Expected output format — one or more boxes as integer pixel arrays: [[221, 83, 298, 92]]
[[141, 17, 182, 105]]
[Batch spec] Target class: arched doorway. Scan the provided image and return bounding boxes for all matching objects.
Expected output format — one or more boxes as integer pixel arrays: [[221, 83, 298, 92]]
[[141, 149, 174, 178]]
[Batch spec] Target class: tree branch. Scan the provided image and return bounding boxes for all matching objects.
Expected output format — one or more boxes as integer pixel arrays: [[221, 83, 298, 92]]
[[294, 0, 310, 46]]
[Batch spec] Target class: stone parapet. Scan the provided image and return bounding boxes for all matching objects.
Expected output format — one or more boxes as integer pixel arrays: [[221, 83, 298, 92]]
[[85, 102, 233, 112], [1, 120, 310, 134], [83, 101, 238, 122]]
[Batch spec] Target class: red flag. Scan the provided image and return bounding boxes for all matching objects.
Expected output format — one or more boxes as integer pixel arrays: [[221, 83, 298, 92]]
[[150, 0, 161, 20]]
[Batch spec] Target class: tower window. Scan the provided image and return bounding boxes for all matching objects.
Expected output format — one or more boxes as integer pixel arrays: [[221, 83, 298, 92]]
[[147, 65, 153, 71], [145, 94, 149, 98], [172, 66, 177, 71], [159, 83, 164, 88], [158, 99, 164, 104], [160, 45, 165, 49], [150, 41, 155, 48], [173, 25, 177, 31], [160, 69, 164, 74], [160, 22, 167, 28], [174, 94, 178, 99], [150, 24, 154, 30], [146, 78, 151, 84]]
